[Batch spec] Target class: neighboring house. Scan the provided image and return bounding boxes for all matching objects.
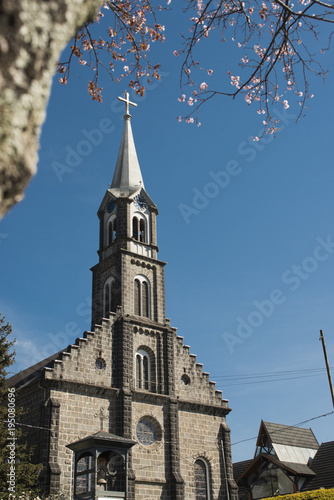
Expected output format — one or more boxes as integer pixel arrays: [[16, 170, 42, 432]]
[[301, 440, 334, 491], [233, 420, 333, 499]]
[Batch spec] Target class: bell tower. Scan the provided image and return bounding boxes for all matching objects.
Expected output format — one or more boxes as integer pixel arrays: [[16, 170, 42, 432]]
[[91, 93, 166, 328]]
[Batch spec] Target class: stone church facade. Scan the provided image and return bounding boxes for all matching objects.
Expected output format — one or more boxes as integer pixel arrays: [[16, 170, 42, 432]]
[[8, 94, 238, 500]]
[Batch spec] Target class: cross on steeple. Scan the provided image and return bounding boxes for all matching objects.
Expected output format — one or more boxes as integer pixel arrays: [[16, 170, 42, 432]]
[[118, 91, 137, 116]]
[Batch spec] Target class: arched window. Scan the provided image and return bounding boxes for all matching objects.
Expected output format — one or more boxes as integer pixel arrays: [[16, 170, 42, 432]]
[[194, 459, 210, 500], [104, 278, 116, 316], [104, 284, 110, 316], [107, 216, 117, 246], [132, 217, 139, 241], [132, 215, 147, 243], [139, 219, 146, 242], [134, 279, 141, 316], [142, 281, 149, 318], [136, 349, 150, 390], [133, 276, 150, 318]]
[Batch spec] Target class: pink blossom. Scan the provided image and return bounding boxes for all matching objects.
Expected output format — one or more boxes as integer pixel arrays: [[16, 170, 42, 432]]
[[178, 94, 186, 102], [208, 69, 213, 75], [186, 117, 194, 123], [188, 97, 194, 106], [197, 122, 201, 127], [123, 65, 129, 72], [173, 50, 179, 56], [245, 93, 252, 105], [230, 75, 241, 89], [283, 99, 289, 109], [199, 82, 208, 91], [177, 116, 182, 122]]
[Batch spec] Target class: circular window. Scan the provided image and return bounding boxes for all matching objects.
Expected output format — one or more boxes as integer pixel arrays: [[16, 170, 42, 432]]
[[136, 419, 157, 446], [95, 358, 106, 370], [181, 374, 190, 385]]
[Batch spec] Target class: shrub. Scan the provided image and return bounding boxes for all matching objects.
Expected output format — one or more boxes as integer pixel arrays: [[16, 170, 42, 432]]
[[264, 488, 334, 500]]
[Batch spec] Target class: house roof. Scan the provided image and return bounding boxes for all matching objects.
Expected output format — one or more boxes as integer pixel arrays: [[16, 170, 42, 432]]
[[233, 459, 253, 482], [259, 421, 319, 449], [66, 430, 137, 452], [302, 441, 334, 491], [235, 453, 316, 484], [6, 350, 63, 388]]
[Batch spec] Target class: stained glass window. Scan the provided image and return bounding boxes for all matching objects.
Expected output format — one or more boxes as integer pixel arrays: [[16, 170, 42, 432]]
[[194, 459, 208, 500], [136, 419, 156, 446]]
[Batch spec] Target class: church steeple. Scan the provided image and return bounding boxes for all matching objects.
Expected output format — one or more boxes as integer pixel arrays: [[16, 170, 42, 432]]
[[91, 94, 165, 328], [110, 93, 144, 196]]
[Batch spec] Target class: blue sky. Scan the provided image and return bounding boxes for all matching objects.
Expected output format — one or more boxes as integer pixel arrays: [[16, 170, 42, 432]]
[[1, 5, 334, 463]]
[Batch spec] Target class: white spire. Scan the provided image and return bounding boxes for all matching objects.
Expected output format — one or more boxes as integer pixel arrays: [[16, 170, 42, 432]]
[[110, 92, 144, 196]]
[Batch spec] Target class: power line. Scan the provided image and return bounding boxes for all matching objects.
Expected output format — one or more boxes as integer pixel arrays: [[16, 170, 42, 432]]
[[221, 373, 325, 387], [231, 410, 334, 446], [212, 367, 333, 381], [3, 409, 334, 447]]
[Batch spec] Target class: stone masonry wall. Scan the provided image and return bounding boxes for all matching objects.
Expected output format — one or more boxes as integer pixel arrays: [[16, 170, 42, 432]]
[[123, 253, 166, 324], [179, 410, 226, 500], [49, 388, 118, 495], [132, 401, 166, 485]]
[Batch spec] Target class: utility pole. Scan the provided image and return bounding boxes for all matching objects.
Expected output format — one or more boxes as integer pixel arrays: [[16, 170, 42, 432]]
[[319, 330, 334, 409]]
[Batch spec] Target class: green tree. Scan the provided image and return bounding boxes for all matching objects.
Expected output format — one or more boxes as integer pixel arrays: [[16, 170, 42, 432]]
[[0, 313, 41, 499]]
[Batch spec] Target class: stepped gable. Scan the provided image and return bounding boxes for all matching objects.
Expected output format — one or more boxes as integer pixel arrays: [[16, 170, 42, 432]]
[[174, 334, 228, 407], [7, 315, 116, 390]]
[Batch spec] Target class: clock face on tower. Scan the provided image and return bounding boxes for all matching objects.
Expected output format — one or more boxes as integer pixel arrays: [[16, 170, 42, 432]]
[[133, 195, 147, 212]]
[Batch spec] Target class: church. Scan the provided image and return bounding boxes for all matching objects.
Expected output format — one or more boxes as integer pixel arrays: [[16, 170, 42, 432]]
[[8, 94, 238, 500]]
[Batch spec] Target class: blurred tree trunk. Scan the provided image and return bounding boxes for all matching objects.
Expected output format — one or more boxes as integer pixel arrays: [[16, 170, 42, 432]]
[[0, 0, 101, 218]]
